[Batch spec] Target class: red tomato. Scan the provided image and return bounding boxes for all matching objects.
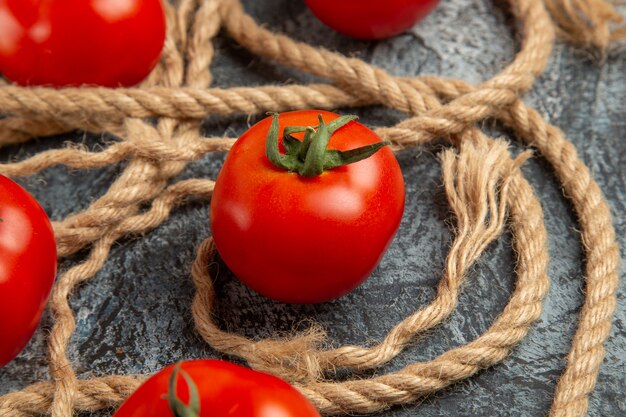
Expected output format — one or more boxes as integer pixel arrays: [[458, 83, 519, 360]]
[[0, 0, 165, 87], [304, 0, 439, 39], [210, 110, 405, 303], [113, 359, 321, 417], [0, 175, 57, 368]]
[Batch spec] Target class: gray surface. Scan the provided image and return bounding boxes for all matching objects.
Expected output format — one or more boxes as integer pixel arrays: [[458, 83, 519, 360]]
[[1, 0, 625, 416]]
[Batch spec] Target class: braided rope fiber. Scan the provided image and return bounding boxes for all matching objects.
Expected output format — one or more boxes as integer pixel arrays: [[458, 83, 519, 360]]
[[0, 0, 622, 416]]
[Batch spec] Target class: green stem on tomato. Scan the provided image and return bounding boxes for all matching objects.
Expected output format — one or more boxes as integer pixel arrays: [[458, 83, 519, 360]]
[[265, 112, 390, 177], [265, 113, 300, 172], [167, 363, 201, 417], [300, 115, 332, 177], [297, 127, 316, 161]]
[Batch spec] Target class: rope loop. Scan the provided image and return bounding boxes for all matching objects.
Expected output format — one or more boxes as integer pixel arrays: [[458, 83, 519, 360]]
[[0, 0, 620, 416]]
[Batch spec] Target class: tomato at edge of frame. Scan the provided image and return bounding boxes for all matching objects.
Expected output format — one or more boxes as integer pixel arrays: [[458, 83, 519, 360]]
[[0, 175, 57, 368], [210, 110, 406, 304], [113, 359, 322, 417], [0, 0, 166, 87], [304, 0, 440, 40]]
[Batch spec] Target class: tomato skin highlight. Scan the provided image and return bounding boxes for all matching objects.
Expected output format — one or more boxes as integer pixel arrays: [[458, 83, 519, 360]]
[[210, 110, 405, 304], [304, 0, 439, 40], [0, 0, 166, 87], [0, 175, 57, 368], [113, 359, 321, 417]]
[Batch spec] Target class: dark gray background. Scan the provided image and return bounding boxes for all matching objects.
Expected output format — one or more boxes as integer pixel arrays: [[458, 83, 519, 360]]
[[1, 0, 625, 416]]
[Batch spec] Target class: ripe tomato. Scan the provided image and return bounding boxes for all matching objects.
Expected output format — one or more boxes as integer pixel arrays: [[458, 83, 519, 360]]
[[113, 360, 321, 417], [304, 0, 439, 39], [0, 0, 165, 87], [210, 110, 405, 303], [0, 175, 57, 368]]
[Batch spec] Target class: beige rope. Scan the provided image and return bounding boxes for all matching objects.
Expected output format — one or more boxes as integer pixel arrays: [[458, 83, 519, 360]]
[[190, 136, 549, 414], [0, 83, 368, 120], [44, 2, 221, 415], [0, 376, 144, 416], [545, 0, 626, 50], [0, 0, 620, 416]]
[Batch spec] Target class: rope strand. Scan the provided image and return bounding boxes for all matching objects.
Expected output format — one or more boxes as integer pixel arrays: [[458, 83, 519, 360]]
[[0, 0, 619, 416]]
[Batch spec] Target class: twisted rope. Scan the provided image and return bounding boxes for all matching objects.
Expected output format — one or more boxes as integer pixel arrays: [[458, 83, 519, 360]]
[[0, 0, 620, 416]]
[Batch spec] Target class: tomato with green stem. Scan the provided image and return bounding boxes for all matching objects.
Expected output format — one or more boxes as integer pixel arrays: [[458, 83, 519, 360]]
[[210, 110, 405, 304], [0, 0, 166, 87], [0, 175, 57, 368], [305, 0, 440, 40], [113, 360, 321, 417]]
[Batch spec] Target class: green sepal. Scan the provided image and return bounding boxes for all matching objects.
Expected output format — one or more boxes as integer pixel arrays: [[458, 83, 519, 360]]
[[283, 126, 309, 137], [297, 127, 316, 161], [300, 115, 329, 177], [325, 115, 358, 134], [264, 112, 386, 177], [282, 134, 302, 155], [265, 113, 301, 172], [282, 125, 310, 157], [167, 363, 201, 417], [323, 141, 391, 170]]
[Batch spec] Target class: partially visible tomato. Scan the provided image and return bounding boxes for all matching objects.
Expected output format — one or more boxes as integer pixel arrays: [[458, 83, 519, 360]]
[[0, 0, 166, 87], [113, 360, 321, 417], [304, 0, 439, 40], [0, 175, 57, 368], [210, 110, 405, 304]]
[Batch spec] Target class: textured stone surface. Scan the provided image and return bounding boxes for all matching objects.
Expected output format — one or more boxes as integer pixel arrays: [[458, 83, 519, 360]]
[[1, 0, 625, 416]]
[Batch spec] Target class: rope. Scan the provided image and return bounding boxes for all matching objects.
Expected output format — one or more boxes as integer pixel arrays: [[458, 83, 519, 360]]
[[0, 0, 620, 416]]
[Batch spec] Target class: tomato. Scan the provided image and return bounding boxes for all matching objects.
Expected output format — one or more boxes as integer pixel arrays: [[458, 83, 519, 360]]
[[0, 0, 165, 87], [113, 359, 321, 417], [0, 175, 57, 368], [210, 110, 405, 303], [304, 0, 439, 39]]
